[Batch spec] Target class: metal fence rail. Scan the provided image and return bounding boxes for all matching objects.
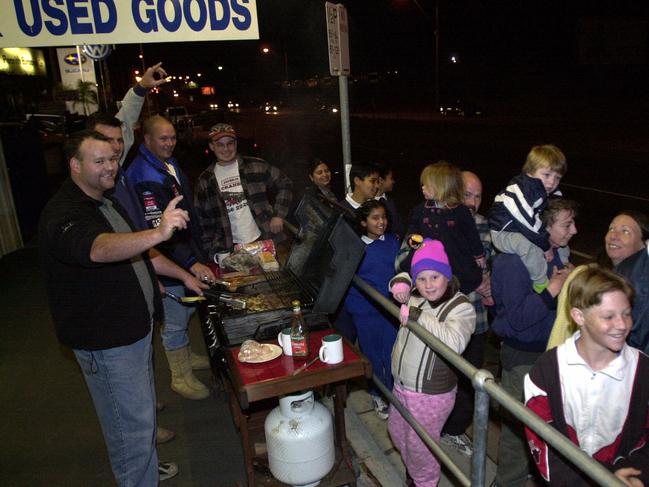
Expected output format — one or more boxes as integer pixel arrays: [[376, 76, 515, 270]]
[[351, 275, 625, 487]]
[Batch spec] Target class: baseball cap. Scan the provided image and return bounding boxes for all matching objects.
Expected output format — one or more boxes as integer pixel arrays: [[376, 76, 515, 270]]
[[208, 123, 237, 142]]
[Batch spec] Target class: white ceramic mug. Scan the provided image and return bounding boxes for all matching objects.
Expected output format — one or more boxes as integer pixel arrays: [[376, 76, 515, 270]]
[[318, 334, 343, 364], [216, 251, 231, 266], [277, 327, 292, 356]]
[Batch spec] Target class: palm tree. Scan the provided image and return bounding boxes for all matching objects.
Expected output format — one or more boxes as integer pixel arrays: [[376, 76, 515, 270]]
[[73, 80, 98, 116]]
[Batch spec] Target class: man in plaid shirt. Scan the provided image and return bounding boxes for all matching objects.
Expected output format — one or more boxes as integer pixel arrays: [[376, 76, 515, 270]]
[[440, 170, 493, 456], [194, 123, 293, 263]]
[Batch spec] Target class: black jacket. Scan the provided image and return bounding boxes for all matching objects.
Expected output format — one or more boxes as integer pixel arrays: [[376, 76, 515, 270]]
[[38, 178, 161, 350]]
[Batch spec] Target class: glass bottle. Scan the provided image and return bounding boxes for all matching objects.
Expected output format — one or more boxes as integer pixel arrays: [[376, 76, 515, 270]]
[[290, 299, 309, 359]]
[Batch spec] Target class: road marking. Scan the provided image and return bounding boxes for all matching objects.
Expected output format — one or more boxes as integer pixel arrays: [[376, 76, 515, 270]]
[[562, 183, 649, 203]]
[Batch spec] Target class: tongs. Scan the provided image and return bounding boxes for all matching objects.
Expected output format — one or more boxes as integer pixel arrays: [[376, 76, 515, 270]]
[[164, 291, 206, 304], [211, 279, 238, 292], [218, 293, 247, 310], [165, 290, 246, 310]]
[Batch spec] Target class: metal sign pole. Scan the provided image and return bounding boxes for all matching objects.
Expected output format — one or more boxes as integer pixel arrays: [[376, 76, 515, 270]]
[[75, 45, 85, 83], [339, 75, 352, 193], [326, 2, 352, 192]]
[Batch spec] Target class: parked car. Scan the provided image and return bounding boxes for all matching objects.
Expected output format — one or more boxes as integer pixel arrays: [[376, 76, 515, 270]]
[[261, 101, 279, 114], [24, 112, 85, 143], [164, 106, 194, 129], [226, 100, 240, 112], [163, 106, 194, 145], [319, 102, 339, 114], [439, 99, 483, 117]]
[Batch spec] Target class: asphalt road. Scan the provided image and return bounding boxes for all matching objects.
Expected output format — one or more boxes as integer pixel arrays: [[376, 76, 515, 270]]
[[179, 108, 648, 260]]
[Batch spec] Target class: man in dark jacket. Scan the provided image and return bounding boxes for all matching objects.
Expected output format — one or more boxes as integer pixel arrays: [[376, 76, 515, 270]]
[[39, 130, 191, 485], [127, 116, 215, 400], [88, 64, 207, 447]]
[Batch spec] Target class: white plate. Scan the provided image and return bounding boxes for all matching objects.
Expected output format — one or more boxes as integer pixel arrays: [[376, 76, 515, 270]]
[[238, 344, 283, 364]]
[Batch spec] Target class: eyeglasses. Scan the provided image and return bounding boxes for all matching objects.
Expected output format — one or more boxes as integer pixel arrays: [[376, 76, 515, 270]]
[[213, 140, 236, 149]]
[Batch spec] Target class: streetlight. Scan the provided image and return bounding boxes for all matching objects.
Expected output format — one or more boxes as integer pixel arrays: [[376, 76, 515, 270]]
[[260, 44, 289, 86]]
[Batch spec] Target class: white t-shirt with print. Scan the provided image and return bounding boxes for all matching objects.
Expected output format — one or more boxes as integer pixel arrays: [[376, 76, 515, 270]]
[[214, 161, 261, 245]]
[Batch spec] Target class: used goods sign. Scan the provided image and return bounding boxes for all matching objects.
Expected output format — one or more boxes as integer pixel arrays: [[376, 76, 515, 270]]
[[0, 0, 259, 47]]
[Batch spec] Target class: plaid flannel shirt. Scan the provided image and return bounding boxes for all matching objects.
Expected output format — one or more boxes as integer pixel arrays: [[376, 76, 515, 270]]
[[469, 213, 492, 334], [194, 156, 293, 262]]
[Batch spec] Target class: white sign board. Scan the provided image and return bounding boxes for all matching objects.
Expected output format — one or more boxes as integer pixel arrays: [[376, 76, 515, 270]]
[[0, 0, 259, 48], [325, 2, 350, 76], [57, 47, 98, 115]]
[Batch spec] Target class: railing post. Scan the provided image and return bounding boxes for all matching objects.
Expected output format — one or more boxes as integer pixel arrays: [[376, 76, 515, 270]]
[[470, 369, 494, 486], [350, 274, 626, 487]]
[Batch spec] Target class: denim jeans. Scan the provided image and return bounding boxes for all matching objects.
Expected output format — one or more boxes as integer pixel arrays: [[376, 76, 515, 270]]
[[495, 343, 542, 487], [74, 329, 158, 487], [162, 284, 194, 351]]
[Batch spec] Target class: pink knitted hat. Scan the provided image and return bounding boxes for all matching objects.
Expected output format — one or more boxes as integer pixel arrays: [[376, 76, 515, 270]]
[[410, 239, 452, 280]]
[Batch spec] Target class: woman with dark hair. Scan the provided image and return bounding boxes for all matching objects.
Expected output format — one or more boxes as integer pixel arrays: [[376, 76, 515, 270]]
[[604, 210, 649, 354], [306, 158, 338, 201]]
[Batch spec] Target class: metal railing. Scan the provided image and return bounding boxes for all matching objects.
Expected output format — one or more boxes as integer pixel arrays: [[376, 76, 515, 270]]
[[351, 275, 625, 487]]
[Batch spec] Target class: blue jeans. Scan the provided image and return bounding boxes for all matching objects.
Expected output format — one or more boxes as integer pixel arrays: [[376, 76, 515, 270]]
[[74, 329, 158, 487], [495, 344, 542, 487], [162, 284, 194, 351]]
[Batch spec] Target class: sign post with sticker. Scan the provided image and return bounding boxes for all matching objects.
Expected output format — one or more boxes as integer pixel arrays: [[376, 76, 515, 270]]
[[325, 2, 352, 191]]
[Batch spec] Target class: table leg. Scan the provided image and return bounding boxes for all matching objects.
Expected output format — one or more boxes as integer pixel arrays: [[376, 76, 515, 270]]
[[333, 382, 349, 455], [220, 368, 254, 485], [239, 409, 255, 487]]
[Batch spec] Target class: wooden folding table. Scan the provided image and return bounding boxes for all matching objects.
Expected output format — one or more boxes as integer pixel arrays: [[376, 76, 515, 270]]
[[223, 328, 372, 487]]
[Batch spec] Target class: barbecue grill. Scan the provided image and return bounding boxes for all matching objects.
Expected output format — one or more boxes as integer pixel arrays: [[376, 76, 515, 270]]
[[199, 193, 365, 357]]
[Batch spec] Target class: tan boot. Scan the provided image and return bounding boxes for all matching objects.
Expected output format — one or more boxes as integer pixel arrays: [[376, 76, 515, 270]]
[[156, 426, 176, 445], [165, 346, 210, 400], [189, 347, 210, 370]]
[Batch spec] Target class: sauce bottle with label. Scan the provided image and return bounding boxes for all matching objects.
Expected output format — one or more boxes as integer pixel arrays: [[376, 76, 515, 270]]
[[290, 300, 309, 359]]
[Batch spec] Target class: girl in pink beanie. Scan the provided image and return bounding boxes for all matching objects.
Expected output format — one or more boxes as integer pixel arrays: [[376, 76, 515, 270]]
[[388, 239, 476, 486]]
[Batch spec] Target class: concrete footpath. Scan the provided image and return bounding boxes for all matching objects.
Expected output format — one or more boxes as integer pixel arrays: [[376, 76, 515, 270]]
[[2, 244, 499, 486], [326, 389, 499, 487]]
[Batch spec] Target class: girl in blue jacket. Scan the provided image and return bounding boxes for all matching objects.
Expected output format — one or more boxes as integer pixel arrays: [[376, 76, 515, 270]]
[[345, 199, 400, 419]]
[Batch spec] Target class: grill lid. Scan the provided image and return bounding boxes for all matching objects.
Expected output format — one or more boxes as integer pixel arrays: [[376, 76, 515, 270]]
[[285, 193, 365, 314]]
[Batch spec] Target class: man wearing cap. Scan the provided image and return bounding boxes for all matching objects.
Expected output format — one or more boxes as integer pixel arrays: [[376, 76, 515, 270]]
[[126, 115, 215, 401], [194, 123, 293, 263]]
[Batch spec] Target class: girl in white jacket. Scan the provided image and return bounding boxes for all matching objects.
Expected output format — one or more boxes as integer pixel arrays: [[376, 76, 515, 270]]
[[389, 239, 476, 486]]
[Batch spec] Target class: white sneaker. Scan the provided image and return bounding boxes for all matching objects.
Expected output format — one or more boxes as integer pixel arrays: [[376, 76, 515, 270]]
[[159, 462, 178, 481], [440, 433, 473, 456], [371, 396, 389, 420]]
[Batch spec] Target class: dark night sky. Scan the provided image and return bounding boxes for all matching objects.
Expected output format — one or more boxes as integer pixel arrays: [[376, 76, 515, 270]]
[[111, 1, 649, 73], [105, 0, 649, 108]]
